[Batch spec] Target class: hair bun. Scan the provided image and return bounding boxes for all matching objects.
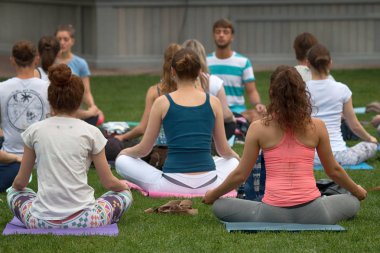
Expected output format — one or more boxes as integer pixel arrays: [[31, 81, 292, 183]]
[[48, 64, 72, 87]]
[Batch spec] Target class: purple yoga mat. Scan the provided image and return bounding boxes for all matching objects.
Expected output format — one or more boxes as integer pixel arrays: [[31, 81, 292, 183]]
[[2, 217, 119, 236]]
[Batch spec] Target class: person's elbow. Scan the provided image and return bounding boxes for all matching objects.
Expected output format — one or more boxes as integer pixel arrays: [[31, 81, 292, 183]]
[[325, 165, 342, 180]]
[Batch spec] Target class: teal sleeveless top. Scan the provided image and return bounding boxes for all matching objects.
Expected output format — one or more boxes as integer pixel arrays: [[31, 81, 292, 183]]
[[162, 93, 216, 173]]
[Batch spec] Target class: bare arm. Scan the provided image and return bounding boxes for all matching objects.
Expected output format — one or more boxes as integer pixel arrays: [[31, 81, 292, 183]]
[[81, 76, 96, 108], [118, 96, 166, 158], [0, 150, 22, 164], [315, 119, 367, 200], [215, 88, 235, 123], [211, 96, 239, 159], [93, 149, 129, 192], [12, 146, 35, 190], [75, 106, 99, 120], [115, 85, 159, 141], [203, 121, 260, 204], [371, 115, 380, 127], [245, 81, 265, 113], [343, 98, 377, 143]]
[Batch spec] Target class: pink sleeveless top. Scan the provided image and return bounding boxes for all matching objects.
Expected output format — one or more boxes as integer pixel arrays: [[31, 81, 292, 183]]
[[262, 130, 321, 207]]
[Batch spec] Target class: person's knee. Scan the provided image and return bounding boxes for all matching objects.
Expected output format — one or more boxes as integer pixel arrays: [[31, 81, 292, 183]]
[[119, 190, 133, 211], [212, 199, 230, 219], [115, 155, 130, 177], [324, 194, 361, 223], [368, 142, 378, 156]]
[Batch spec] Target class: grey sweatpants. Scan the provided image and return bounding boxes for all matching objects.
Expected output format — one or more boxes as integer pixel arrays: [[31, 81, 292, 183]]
[[213, 194, 360, 224], [314, 142, 377, 165]]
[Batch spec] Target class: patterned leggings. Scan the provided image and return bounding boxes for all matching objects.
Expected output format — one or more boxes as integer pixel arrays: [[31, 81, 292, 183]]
[[7, 188, 133, 229], [315, 142, 377, 165]]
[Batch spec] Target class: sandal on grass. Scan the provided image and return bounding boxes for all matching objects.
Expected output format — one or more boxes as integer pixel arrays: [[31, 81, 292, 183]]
[[366, 102, 380, 113], [144, 199, 198, 215]]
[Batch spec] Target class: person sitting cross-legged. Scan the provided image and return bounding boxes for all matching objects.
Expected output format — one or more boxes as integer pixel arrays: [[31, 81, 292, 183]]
[[116, 48, 239, 196], [203, 66, 366, 225], [7, 64, 132, 229]]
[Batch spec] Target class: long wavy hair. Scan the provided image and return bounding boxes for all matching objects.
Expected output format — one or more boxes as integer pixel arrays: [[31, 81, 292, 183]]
[[264, 65, 312, 132], [159, 43, 182, 94]]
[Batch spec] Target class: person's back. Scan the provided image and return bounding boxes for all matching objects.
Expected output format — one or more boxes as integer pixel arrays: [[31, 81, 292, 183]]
[[7, 64, 132, 229], [0, 77, 49, 155], [203, 66, 366, 225], [22, 117, 103, 218], [115, 48, 239, 196], [260, 122, 320, 206], [307, 78, 350, 151], [0, 40, 50, 192], [306, 43, 377, 165], [163, 92, 215, 173]]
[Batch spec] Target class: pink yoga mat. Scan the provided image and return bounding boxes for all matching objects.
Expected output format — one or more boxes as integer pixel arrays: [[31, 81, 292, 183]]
[[123, 180, 237, 198], [2, 217, 119, 236]]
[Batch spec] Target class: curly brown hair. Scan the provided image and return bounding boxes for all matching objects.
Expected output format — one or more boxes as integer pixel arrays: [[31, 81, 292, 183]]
[[264, 65, 312, 132], [48, 64, 84, 114], [159, 43, 182, 94]]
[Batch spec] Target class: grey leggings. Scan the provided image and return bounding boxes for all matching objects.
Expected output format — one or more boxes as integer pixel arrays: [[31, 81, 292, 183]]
[[213, 195, 360, 224], [315, 142, 377, 165]]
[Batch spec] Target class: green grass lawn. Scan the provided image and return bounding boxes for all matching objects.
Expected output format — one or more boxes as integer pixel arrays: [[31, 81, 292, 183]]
[[1, 69, 380, 253]]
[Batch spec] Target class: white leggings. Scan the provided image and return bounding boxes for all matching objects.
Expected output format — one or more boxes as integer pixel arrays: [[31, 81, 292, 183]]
[[314, 142, 377, 165], [115, 155, 239, 195]]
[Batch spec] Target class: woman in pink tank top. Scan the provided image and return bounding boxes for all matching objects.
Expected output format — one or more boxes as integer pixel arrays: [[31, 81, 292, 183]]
[[203, 66, 367, 224]]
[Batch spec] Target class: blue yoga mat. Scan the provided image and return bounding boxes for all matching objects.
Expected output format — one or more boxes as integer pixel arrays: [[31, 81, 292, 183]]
[[314, 162, 373, 171], [223, 222, 345, 232], [126, 121, 139, 127], [354, 107, 366, 114]]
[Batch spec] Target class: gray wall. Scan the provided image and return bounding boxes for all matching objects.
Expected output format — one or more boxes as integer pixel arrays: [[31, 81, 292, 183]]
[[1, 0, 380, 71]]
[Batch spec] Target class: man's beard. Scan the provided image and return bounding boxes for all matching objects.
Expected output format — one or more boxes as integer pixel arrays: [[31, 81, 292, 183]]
[[215, 40, 230, 50]]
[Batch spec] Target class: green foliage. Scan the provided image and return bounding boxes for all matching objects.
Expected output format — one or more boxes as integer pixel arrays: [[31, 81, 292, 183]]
[[1, 69, 380, 253]]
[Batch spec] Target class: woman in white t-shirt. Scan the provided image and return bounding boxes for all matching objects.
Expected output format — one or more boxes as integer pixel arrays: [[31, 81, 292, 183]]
[[306, 44, 377, 165], [7, 64, 132, 229]]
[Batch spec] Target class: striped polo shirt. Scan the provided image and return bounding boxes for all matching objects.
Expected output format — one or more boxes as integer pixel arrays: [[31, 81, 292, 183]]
[[207, 51, 255, 113]]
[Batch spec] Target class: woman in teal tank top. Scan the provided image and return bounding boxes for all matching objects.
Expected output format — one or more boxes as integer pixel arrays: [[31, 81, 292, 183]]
[[115, 48, 239, 196]]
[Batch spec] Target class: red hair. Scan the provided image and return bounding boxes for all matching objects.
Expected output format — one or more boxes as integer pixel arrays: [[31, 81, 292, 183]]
[[48, 64, 84, 114]]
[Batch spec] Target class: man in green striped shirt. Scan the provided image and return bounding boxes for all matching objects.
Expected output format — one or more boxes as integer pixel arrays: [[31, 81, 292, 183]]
[[207, 18, 265, 122]]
